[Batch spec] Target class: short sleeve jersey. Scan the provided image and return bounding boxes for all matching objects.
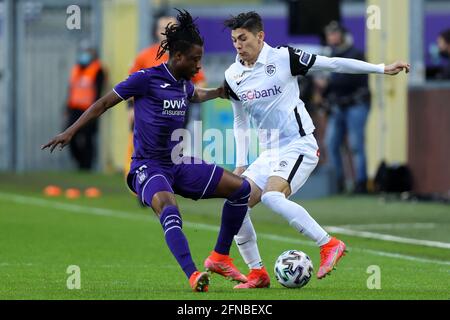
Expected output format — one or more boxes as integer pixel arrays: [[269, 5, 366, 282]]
[[114, 63, 195, 165]]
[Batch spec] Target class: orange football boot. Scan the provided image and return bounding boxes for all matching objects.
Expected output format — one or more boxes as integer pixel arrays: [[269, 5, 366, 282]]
[[189, 271, 210, 292], [234, 267, 270, 289], [204, 251, 247, 283], [317, 237, 347, 279]]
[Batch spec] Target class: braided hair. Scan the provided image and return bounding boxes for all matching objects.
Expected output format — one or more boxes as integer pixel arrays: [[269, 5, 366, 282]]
[[156, 9, 204, 60]]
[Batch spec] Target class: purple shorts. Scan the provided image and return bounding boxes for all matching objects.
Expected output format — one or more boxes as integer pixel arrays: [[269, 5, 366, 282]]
[[126, 157, 224, 207]]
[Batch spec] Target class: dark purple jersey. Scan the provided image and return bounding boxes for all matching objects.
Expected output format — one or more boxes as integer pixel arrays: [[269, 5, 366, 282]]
[[114, 64, 195, 167]]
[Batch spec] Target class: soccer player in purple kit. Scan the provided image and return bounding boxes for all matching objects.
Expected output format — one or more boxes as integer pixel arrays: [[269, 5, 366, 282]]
[[41, 9, 249, 292]]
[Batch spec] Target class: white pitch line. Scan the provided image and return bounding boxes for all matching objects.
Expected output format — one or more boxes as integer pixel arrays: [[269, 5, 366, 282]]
[[324, 226, 450, 249], [354, 248, 450, 265], [336, 223, 439, 230], [1, 192, 450, 266]]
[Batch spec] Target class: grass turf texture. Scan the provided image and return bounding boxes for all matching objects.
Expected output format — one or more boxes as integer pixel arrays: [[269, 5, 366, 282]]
[[0, 172, 449, 300]]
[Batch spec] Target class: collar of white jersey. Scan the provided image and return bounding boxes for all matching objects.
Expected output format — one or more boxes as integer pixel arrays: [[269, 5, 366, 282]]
[[236, 42, 272, 67]]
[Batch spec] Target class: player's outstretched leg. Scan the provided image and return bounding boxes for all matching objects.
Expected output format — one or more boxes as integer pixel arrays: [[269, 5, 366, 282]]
[[260, 190, 347, 279], [204, 174, 251, 283], [158, 204, 208, 291]]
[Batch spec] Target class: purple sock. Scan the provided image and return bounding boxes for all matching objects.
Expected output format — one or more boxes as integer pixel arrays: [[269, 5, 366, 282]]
[[214, 179, 251, 255], [159, 206, 197, 279]]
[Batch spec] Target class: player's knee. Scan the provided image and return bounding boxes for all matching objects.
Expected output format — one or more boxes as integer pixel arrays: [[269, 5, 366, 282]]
[[151, 191, 177, 215], [248, 198, 258, 209], [227, 179, 251, 205], [261, 191, 285, 211]]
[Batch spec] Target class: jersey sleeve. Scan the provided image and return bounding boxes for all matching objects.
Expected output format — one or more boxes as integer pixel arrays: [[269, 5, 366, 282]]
[[224, 79, 240, 101], [281, 46, 317, 77], [113, 70, 149, 100], [310, 55, 385, 74]]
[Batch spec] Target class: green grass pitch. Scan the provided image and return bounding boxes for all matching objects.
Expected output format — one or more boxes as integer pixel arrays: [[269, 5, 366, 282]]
[[0, 172, 449, 300]]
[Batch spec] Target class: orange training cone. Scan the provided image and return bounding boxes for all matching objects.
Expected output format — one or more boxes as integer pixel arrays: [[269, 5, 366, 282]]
[[85, 187, 101, 198], [65, 188, 81, 199], [44, 185, 62, 197]]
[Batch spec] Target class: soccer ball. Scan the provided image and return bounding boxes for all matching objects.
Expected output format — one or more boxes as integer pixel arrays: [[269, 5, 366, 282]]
[[274, 250, 313, 288]]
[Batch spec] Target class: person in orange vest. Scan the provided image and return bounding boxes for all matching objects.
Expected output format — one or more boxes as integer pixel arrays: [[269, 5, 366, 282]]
[[124, 14, 206, 175], [66, 47, 105, 170]]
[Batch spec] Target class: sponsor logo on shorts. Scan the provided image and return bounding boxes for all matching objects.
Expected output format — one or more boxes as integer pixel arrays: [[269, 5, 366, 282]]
[[273, 160, 289, 172]]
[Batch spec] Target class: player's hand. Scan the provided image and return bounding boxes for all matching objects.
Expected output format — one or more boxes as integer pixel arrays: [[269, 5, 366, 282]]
[[41, 131, 73, 153], [384, 61, 410, 75], [233, 166, 247, 176]]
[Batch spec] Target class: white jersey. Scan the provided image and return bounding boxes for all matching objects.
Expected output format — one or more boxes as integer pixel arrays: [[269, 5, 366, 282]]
[[225, 42, 385, 167]]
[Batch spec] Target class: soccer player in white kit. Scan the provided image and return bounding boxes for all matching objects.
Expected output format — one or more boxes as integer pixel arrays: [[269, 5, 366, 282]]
[[204, 12, 410, 288]]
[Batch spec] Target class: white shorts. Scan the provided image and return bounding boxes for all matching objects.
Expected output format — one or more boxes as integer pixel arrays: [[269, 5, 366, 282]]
[[242, 133, 319, 195]]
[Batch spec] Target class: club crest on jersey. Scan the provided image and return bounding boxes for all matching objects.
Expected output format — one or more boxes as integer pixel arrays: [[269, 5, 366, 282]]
[[279, 160, 288, 168], [265, 63, 276, 76]]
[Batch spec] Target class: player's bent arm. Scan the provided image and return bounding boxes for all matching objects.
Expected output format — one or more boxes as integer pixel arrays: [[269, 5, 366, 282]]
[[41, 91, 122, 152], [232, 100, 250, 169], [65, 90, 122, 134], [190, 86, 227, 103], [311, 55, 410, 75]]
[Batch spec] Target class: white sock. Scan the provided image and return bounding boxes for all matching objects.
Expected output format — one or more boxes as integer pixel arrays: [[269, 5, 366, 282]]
[[261, 191, 330, 246], [234, 209, 263, 270]]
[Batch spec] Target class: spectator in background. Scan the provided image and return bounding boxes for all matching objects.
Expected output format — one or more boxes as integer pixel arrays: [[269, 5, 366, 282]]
[[322, 21, 371, 194], [436, 28, 450, 79], [66, 46, 105, 170], [125, 13, 206, 174]]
